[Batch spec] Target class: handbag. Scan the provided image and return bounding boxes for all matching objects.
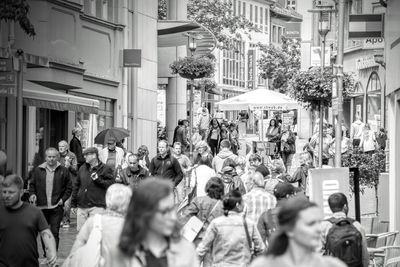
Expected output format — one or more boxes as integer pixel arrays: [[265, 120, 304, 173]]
[[243, 216, 255, 261], [62, 214, 103, 267], [181, 200, 220, 242]]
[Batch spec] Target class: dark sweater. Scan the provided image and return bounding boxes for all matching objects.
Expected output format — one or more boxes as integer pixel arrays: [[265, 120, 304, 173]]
[[71, 161, 115, 209], [149, 151, 183, 186], [29, 163, 72, 207]]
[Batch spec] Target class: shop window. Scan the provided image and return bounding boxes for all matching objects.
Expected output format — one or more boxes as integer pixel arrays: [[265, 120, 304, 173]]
[[0, 97, 6, 152], [366, 72, 382, 132]]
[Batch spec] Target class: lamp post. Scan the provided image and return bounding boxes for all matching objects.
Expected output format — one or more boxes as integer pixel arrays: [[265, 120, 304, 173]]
[[318, 9, 332, 168], [188, 35, 197, 160]]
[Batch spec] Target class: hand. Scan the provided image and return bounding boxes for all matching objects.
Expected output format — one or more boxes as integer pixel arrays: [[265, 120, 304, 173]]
[[46, 255, 57, 267], [71, 208, 77, 215], [29, 194, 37, 205], [57, 199, 63, 206], [91, 172, 98, 180]]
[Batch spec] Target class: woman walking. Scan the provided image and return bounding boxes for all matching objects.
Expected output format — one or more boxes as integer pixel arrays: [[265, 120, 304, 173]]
[[207, 118, 222, 156], [197, 190, 265, 267], [105, 179, 199, 267], [250, 197, 346, 267], [359, 123, 377, 154], [280, 125, 296, 173]]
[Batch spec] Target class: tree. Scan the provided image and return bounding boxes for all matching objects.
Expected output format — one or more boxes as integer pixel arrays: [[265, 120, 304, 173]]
[[342, 148, 386, 215], [257, 37, 301, 93], [158, 0, 258, 49], [0, 0, 35, 37], [287, 66, 355, 110]]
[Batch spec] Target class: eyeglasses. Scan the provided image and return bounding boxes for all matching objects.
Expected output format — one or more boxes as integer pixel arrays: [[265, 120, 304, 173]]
[[156, 206, 176, 216], [128, 162, 138, 165]]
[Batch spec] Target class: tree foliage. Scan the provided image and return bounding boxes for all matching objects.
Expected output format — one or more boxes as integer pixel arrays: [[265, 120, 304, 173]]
[[158, 0, 258, 49], [170, 54, 216, 79], [257, 37, 301, 93], [287, 67, 355, 110], [0, 0, 35, 37]]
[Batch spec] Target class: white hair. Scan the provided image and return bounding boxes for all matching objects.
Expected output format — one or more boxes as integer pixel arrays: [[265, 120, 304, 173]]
[[105, 184, 132, 215]]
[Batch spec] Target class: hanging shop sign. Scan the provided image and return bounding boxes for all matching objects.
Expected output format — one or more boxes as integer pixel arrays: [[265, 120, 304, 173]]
[[349, 14, 384, 39], [123, 49, 141, 68], [247, 50, 256, 89], [355, 55, 379, 70], [363, 38, 384, 49]]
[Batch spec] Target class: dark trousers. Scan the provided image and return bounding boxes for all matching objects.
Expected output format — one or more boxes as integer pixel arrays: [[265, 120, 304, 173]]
[[353, 139, 361, 147], [208, 139, 219, 156], [41, 205, 64, 251]]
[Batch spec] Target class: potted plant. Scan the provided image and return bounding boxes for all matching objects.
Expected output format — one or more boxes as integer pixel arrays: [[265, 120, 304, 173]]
[[170, 54, 216, 80], [287, 67, 355, 110]]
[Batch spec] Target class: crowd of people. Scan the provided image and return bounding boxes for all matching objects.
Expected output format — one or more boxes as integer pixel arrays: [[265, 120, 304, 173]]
[[0, 111, 382, 267]]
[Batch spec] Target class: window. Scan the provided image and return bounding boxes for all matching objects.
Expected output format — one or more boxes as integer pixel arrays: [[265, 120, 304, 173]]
[[278, 27, 282, 43], [83, 0, 116, 22], [238, 0, 241, 16], [272, 25, 277, 43], [250, 4, 253, 21], [264, 9, 269, 34], [255, 5, 258, 27], [260, 7, 263, 31], [366, 72, 382, 132], [233, 0, 237, 16], [287, 0, 296, 10], [243, 2, 246, 17], [222, 41, 245, 88]]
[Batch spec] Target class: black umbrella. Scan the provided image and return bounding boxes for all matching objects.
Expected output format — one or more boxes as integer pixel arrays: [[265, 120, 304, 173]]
[[94, 127, 130, 145]]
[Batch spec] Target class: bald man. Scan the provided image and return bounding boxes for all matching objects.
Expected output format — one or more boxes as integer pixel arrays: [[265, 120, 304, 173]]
[[242, 172, 277, 225]]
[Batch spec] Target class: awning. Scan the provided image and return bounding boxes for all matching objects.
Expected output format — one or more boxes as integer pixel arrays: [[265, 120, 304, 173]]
[[23, 81, 99, 114], [158, 20, 216, 55]]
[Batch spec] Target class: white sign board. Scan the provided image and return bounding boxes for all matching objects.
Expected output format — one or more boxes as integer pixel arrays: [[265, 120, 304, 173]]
[[363, 38, 384, 49], [310, 46, 331, 67]]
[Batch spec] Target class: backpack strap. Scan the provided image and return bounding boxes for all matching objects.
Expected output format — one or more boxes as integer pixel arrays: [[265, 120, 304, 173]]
[[326, 216, 355, 226]]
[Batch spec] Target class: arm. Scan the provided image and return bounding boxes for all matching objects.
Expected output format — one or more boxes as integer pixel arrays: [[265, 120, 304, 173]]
[[61, 170, 72, 203], [251, 222, 266, 255], [196, 222, 217, 259], [173, 158, 184, 186], [69, 217, 94, 255], [40, 229, 57, 267], [149, 158, 155, 176], [257, 213, 268, 244], [92, 166, 115, 188], [71, 170, 81, 208]]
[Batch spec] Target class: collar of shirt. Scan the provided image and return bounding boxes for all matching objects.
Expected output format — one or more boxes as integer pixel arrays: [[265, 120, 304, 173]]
[[39, 162, 60, 172], [331, 211, 347, 218]]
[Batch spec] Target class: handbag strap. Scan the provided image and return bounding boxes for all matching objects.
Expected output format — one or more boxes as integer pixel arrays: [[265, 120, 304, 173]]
[[205, 200, 220, 222], [242, 216, 253, 250]]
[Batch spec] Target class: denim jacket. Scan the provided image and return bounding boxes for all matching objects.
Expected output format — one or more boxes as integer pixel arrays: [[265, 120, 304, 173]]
[[197, 211, 265, 267]]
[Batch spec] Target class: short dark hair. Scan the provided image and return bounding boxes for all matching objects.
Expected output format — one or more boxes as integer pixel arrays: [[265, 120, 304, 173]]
[[2, 174, 24, 190], [222, 189, 242, 216], [328, 192, 348, 213], [205, 177, 224, 200], [173, 142, 182, 148], [220, 139, 231, 149]]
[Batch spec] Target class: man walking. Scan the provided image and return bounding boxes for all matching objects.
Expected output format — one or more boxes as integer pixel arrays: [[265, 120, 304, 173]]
[[120, 153, 149, 189], [29, 147, 72, 251], [350, 114, 365, 147], [149, 140, 183, 188], [71, 147, 114, 231], [243, 172, 277, 225], [69, 127, 84, 169], [174, 119, 189, 153], [197, 108, 210, 140], [1, 174, 57, 267], [99, 137, 125, 173], [212, 139, 238, 174], [320, 192, 369, 267]]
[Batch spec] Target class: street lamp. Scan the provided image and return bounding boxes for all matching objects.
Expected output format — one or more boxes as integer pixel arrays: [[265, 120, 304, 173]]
[[188, 35, 196, 159], [309, 2, 335, 168]]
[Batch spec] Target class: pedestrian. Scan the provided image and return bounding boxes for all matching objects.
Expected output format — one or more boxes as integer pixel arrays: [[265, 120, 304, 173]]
[[280, 125, 296, 173], [197, 108, 211, 140], [58, 140, 78, 228], [71, 147, 115, 231], [1, 174, 58, 267], [375, 128, 387, 150], [350, 114, 365, 148], [219, 163, 246, 196], [250, 197, 346, 267], [220, 121, 232, 144], [291, 152, 313, 194], [266, 119, 280, 154], [174, 119, 190, 153], [191, 127, 203, 149], [359, 123, 377, 154], [189, 157, 216, 198], [207, 118, 221, 156], [257, 182, 295, 243], [28, 147, 72, 251], [173, 119, 183, 144], [137, 145, 150, 171], [229, 122, 240, 155], [243, 172, 277, 227], [197, 189, 265, 267], [149, 139, 184, 189], [265, 160, 286, 195], [193, 140, 213, 168], [309, 126, 333, 166], [320, 193, 369, 267], [66, 184, 132, 266], [182, 177, 225, 250], [104, 179, 200, 267], [70, 126, 85, 169], [172, 142, 192, 203], [212, 139, 238, 174], [99, 136, 126, 174], [119, 153, 149, 189]]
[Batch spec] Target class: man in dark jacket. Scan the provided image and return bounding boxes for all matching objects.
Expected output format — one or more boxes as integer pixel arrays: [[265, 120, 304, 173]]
[[149, 140, 183, 187], [120, 153, 149, 189], [174, 119, 189, 153], [69, 127, 84, 169], [29, 147, 72, 250], [71, 147, 114, 231]]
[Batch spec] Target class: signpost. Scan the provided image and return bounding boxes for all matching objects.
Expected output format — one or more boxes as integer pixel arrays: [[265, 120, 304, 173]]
[[123, 49, 142, 68]]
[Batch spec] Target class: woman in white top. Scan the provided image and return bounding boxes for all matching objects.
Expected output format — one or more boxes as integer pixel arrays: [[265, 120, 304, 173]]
[[359, 123, 376, 154], [250, 197, 346, 267]]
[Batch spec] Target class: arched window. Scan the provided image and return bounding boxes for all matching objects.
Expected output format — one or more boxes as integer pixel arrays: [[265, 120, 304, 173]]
[[366, 72, 382, 132]]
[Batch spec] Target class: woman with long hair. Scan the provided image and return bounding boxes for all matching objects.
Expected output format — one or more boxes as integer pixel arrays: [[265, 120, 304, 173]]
[[105, 178, 199, 267], [207, 118, 221, 156], [266, 119, 281, 155], [359, 123, 377, 154], [193, 140, 213, 168], [250, 197, 346, 267], [197, 190, 265, 267]]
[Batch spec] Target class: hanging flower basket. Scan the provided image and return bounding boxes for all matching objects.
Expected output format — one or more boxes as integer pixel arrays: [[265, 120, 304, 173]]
[[170, 54, 216, 80]]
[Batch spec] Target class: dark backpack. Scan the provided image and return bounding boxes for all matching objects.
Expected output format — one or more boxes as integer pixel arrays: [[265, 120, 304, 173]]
[[325, 217, 363, 267]]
